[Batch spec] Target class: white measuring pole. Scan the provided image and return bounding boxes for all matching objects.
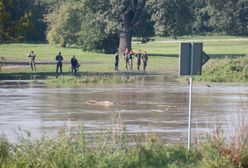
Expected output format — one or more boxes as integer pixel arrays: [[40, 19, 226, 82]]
[[188, 43, 194, 150]]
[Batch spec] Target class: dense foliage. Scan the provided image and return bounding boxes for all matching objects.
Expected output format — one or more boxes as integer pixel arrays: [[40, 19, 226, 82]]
[[0, 0, 46, 43], [192, 0, 248, 35], [1, 0, 247, 52], [1, 128, 248, 167], [45, 0, 154, 53], [149, 0, 193, 37]]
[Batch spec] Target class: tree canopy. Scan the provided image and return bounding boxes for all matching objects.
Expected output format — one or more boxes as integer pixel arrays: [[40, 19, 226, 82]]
[[1, 0, 247, 52], [0, 0, 46, 43], [45, 0, 154, 53]]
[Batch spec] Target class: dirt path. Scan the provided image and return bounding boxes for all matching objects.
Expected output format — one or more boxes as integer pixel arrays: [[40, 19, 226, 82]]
[[0, 61, 103, 70], [131, 38, 248, 44], [0, 61, 103, 65], [150, 38, 248, 44]]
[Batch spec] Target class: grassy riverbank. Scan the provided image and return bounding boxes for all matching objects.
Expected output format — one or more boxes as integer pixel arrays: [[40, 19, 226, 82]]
[[45, 74, 136, 86], [0, 36, 248, 82]]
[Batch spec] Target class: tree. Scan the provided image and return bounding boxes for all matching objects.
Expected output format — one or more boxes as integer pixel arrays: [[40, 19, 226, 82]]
[[192, 0, 212, 34], [207, 0, 248, 35], [0, 0, 47, 43], [45, 0, 154, 53], [149, 0, 193, 38], [77, 0, 120, 53], [45, 1, 83, 46], [237, 0, 248, 35], [0, 0, 6, 42], [23, 0, 47, 41], [0, 0, 31, 43], [117, 0, 154, 53]]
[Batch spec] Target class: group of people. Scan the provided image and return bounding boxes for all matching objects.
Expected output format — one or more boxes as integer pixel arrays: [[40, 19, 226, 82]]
[[27, 48, 148, 77], [27, 51, 79, 76], [114, 49, 148, 72], [54, 52, 80, 76]]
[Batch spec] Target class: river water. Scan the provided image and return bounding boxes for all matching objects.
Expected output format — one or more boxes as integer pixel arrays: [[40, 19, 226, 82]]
[[0, 75, 247, 144]]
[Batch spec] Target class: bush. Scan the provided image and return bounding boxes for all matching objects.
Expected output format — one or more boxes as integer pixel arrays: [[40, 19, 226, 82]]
[[241, 146, 248, 168], [197, 56, 248, 82], [1, 122, 248, 167], [0, 131, 196, 168], [0, 138, 10, 162]]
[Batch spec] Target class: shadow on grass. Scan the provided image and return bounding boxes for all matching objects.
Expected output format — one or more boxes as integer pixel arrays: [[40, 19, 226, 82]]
[[0, 72, 58, 80]]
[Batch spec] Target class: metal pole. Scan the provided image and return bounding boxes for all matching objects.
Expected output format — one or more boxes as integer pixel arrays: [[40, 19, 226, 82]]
[[188, 43, 194, 150]]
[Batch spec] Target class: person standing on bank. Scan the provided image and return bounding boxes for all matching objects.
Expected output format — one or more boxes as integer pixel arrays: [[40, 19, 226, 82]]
[[123, 48, 129, 71], [71, 55, 79, 75], [27, 51, 36, 71], [142, 51, 148, 71], [135, 50, 142, 71], [55, 52, 64, 75], [129, 50, 134, 71], [114, 51, 119, 71]]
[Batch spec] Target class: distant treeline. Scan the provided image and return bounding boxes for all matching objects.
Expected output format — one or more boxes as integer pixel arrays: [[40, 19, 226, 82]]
[[0, 0, 247, 52]]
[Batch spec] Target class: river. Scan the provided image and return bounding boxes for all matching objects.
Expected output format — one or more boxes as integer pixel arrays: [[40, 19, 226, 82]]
[[0, 75, 247, 144]]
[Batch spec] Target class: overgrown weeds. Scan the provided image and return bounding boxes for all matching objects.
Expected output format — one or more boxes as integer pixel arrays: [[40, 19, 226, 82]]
[[1, 111, 248, 167], [0, 112, 195, 168], [195, 107, 248, 168]]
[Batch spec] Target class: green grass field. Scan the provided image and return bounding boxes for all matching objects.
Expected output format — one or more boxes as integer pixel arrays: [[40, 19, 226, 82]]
[[0, 36, 247, 77]]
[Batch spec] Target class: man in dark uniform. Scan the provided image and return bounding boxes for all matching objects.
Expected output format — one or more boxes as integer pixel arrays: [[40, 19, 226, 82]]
[[135, 50, 142, 71], [71, 55, 79, 75], [129, 50, 134, 71], [123, 48, 129, 71], [55, 52, 64, 75], [114, 52, 119, 71]]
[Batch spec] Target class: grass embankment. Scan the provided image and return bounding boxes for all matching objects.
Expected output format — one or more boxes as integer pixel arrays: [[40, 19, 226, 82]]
[[1, 127, 248, 168], [197, 56, 248, 82], [0, 36, 248, 82], [45, 75, 135, 86]]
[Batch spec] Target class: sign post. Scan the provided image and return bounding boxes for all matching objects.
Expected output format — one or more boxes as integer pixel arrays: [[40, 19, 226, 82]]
[[188, 43, 194, 150], [179, 42, 209, 150]]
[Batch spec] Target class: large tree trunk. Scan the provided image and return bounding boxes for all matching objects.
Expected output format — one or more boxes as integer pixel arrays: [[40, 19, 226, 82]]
[[119, 29, 132, 54], [118, 6, 135, 54]]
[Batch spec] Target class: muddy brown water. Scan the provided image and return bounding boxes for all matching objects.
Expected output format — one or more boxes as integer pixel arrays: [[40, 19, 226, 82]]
[[0, 76, 247, 144]]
